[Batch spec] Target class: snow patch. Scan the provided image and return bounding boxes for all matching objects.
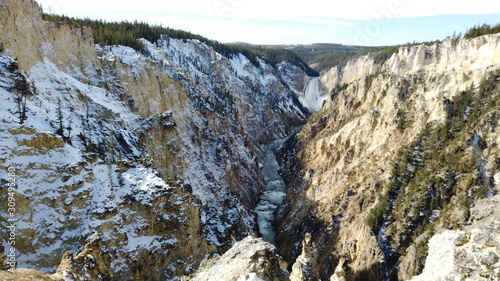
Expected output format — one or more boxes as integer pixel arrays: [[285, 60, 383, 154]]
[[237, 273, 265, 281]]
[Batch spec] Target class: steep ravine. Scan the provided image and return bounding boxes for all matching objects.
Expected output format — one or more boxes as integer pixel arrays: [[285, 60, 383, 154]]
[[1, 1, 500, 280], [255, 77, 325, 245]]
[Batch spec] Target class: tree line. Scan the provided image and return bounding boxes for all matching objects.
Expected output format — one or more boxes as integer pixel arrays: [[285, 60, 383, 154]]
[[41, 14, 318, 76], [462, 23, 500, 39]]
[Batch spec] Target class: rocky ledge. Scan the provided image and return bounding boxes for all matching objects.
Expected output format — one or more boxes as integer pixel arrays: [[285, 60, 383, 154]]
[[185, 236, 289, 281], [412, 194, 500, 281]]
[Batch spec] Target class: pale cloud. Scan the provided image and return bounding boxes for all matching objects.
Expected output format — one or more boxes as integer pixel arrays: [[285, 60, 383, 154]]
[[34, 0, 353, 44], [296, 17, 353, 26], [203, 0, 499, 21], [36, 0, 500, 21], [34, 0, 500, 45]]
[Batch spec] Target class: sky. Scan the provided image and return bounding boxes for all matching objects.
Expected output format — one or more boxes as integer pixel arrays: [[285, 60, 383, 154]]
[[35, 0, 500, 46]]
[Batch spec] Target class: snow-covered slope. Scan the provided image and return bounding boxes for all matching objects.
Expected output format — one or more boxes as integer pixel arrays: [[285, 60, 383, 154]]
[[98, 36, 310, 247], [0, 0, 310, 280], [0, 47, 203, 280]]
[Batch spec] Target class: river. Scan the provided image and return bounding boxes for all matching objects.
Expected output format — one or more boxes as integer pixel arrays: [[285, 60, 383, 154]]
[[254, 77, 324, 244], [254, 133, 293, 245]]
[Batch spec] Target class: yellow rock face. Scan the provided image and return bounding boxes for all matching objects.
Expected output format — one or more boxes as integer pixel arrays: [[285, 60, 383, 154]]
[[18, 132, 65, 154], [0, 268, 62, 281], [0, 0, 97, 74], [276, 35, 500, 280]]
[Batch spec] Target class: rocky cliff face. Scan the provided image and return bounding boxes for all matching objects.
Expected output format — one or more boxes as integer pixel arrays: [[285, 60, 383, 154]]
[[275, 34, 500, 280], [0, 0, 309, 280], [0, 0, 97, 76]]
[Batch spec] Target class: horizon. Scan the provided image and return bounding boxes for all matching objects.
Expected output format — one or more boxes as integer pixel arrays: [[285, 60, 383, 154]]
[[36, 0, 500, 46]]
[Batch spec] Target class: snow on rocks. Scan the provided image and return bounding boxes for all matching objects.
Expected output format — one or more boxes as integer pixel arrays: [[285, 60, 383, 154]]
[[186, 236, 288, 281], [0, 51, 193, 279]]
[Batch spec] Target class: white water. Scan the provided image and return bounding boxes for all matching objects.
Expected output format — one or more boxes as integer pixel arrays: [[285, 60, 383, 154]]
[[254, 132, 296, 245], [302, 77, 327, 113]]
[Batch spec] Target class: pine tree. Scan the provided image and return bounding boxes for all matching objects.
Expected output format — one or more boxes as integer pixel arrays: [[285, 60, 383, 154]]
[[10, 70, 30, 124], [56, 98, 64, 136]]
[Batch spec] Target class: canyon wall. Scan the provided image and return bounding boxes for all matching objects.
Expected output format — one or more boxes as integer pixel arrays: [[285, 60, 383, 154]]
[[0, 0, 310, 279], [276, 34, 500, 280]]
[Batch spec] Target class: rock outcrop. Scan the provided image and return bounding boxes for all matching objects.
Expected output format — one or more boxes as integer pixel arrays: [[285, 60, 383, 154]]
[[185, 236, 289, 281], [412, 194, 500, 281], [52, 232, 112, 281], [289, 233, 319, 281], [329, 257, 347, 281], [0, 0, 97, 74], [0, 268, 61, 281]]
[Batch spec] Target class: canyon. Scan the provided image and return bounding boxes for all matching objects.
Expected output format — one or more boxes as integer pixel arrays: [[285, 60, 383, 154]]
[[0, 0, 499, 281]]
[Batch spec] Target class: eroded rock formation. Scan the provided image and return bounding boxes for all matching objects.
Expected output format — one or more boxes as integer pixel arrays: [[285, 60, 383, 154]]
[[412, 194, 500, 281]]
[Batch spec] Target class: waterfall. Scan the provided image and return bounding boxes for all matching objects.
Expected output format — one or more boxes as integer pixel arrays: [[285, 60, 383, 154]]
[[302, 77, 326, 113]]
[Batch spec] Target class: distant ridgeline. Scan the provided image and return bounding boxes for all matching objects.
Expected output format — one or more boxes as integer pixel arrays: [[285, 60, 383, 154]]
[[41, 14, 319, 76], [361, 23, 500, 65], [287, 23, 500, 73], [286, 43, 379, 73]]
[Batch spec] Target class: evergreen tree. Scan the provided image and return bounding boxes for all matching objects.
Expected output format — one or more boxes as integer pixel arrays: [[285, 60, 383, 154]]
[[56, 98, 64, 136], [463, 23, 500, 39]]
